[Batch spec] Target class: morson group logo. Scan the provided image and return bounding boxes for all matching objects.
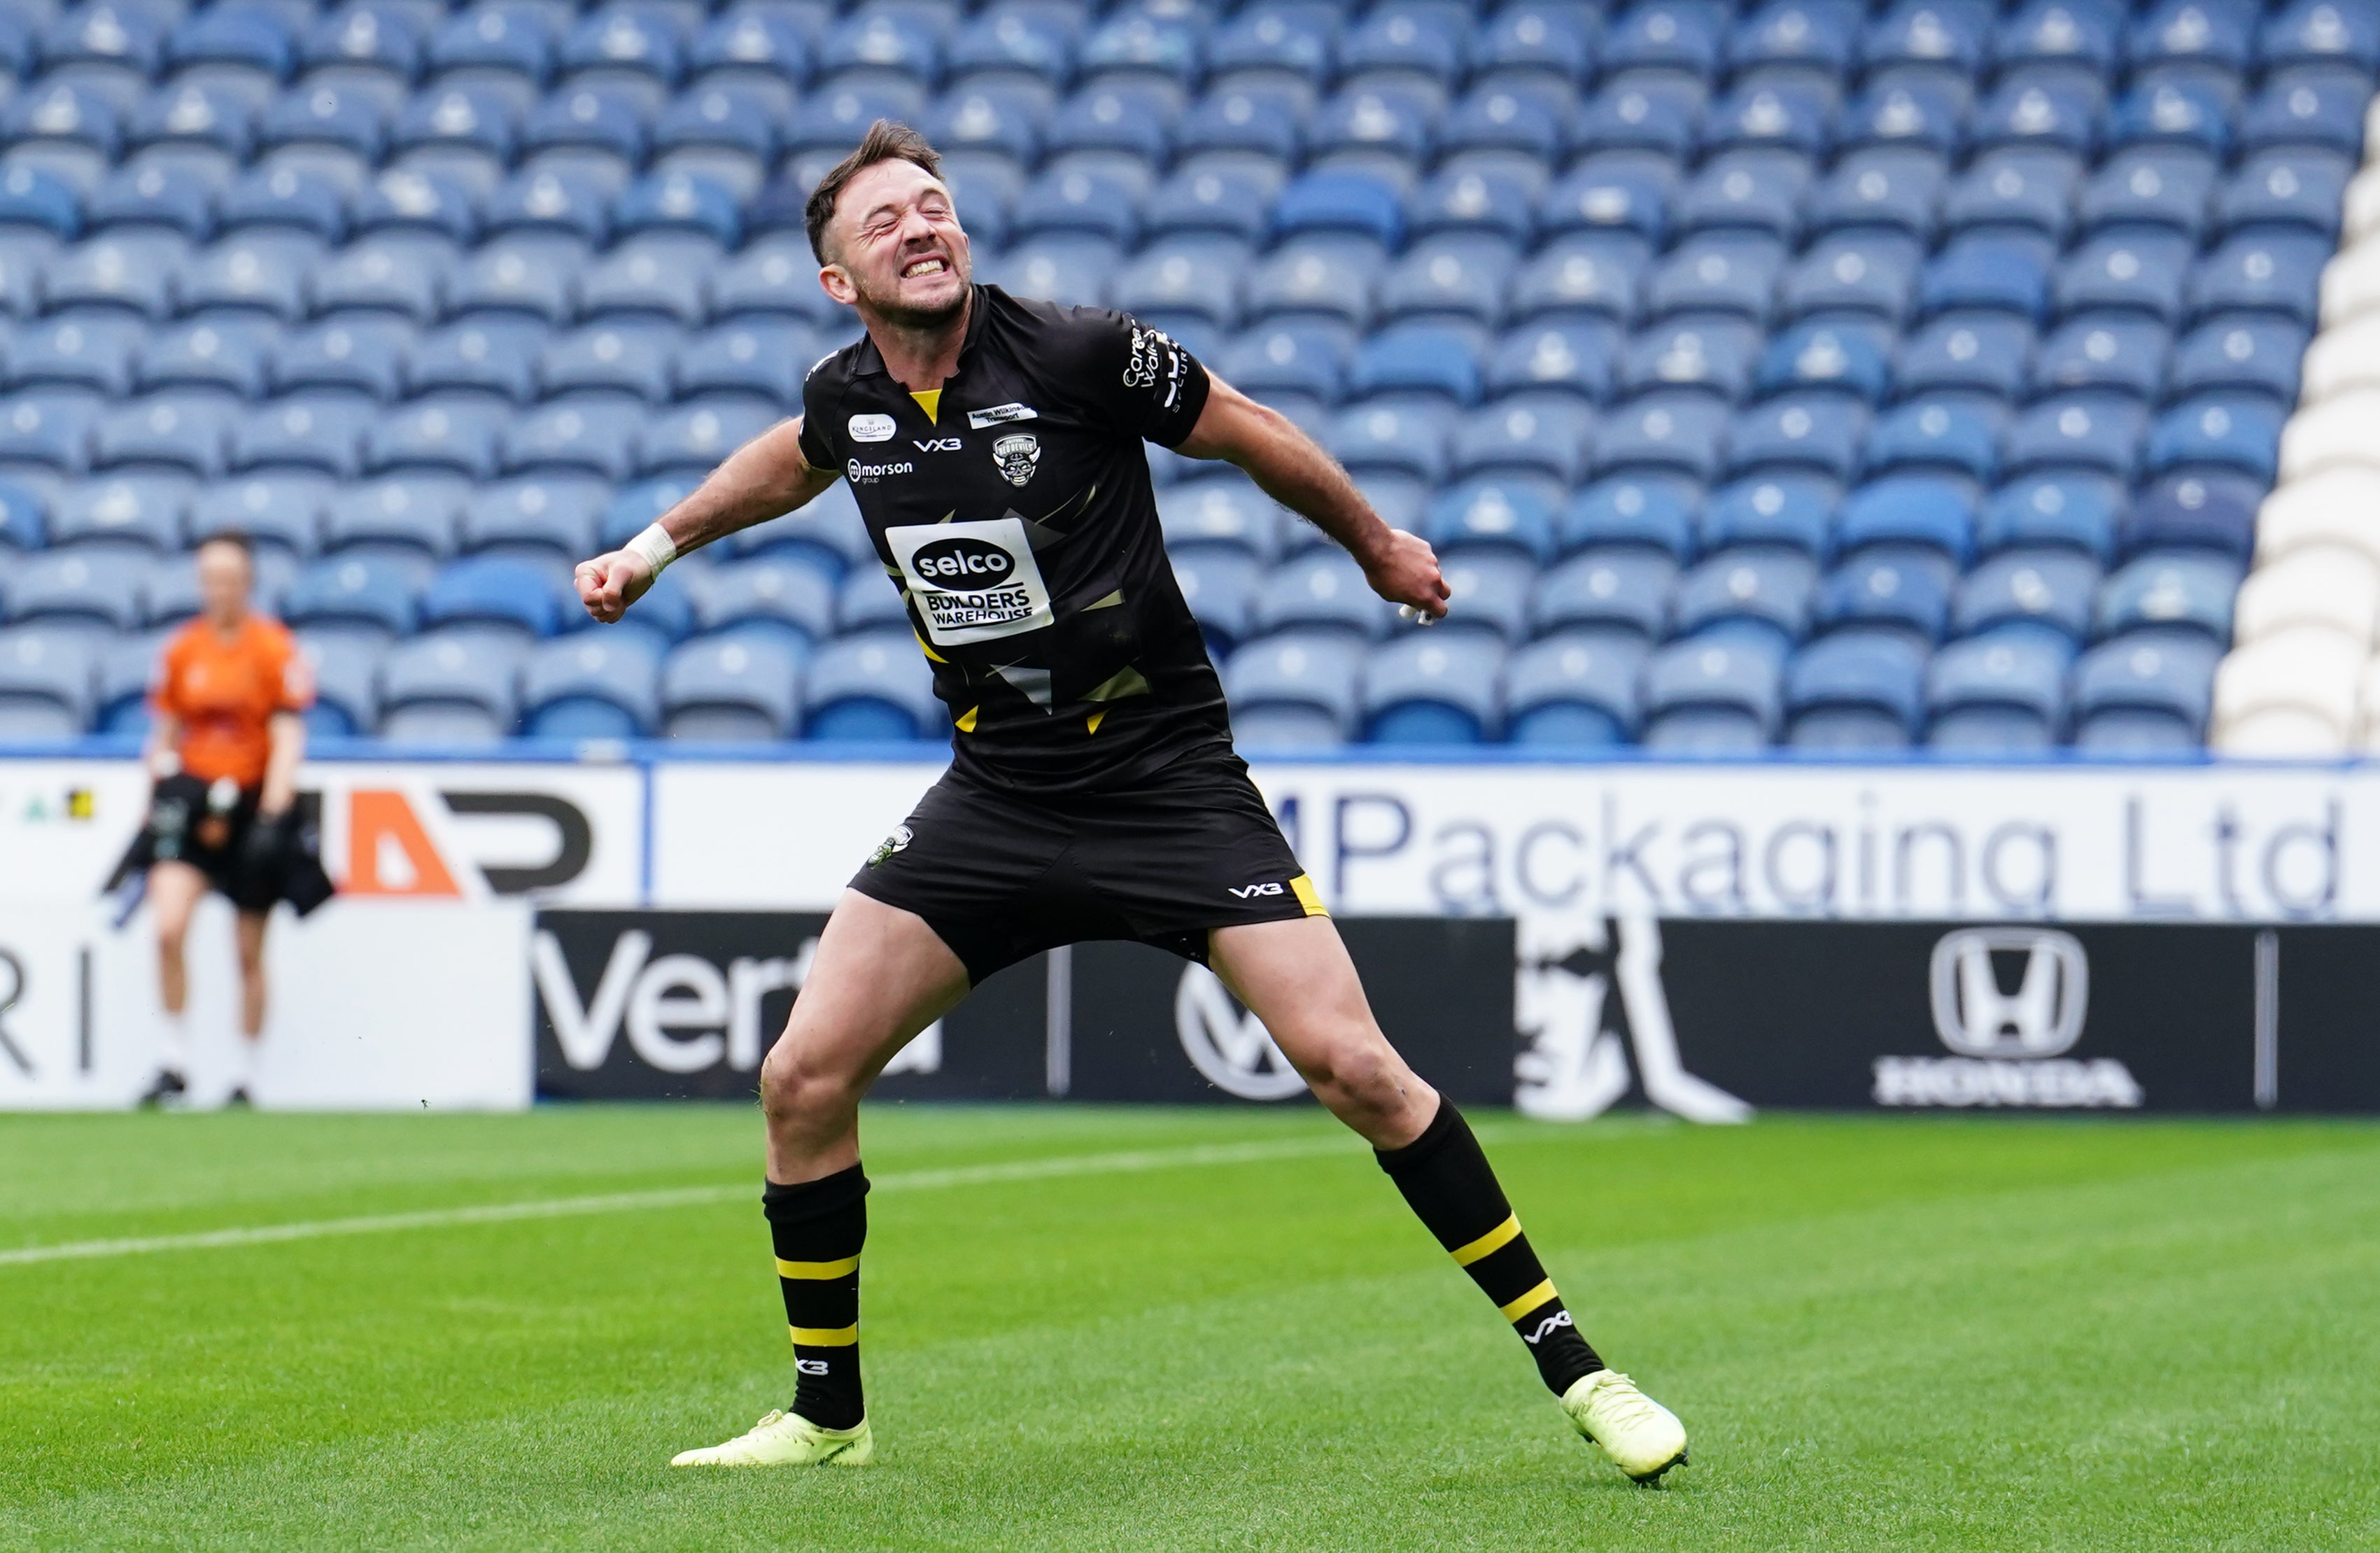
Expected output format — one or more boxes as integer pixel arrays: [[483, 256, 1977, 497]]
[[1875, 928, 2141, 1108]]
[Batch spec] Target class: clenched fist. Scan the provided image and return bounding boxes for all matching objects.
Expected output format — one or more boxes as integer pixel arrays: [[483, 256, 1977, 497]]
[[1360, 528, 1452, 624], [574, 550, 655, 624]]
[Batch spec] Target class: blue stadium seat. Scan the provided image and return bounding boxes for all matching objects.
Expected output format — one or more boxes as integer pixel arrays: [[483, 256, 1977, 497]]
[[2069, 629, 2221, 752], [1727, 396, 1865, 482], [2146, 396, 2282, 486], [2078, 148, 2218, 240], [134, 317, 272, 398], [50, 475, 193, 554], [1806, 146, 1947, 241], [1619, 318, 1761, 401], [377, 628, 525, 743], [1942, 150, 2083, 245], [2130, 0, 2255, 77], [2189, 231, 2328, 325], [690, 556, 836, 651], [1924, 624, 2073, 752], [427, 3, 556, 83], [321, 475, 465, 560], [1594, 393, 1729, 483], [310, 232, 451, 322], [1502, 629, 1647, 747], [1172, 549, 1263, 654], [1894, 312, 2034, 401], [1440, 78, 1574, 163], [0, 391, 102, 474], [5, 547, 145, 631], [1700, 473, 1835, 554], [1561, 475, 1700, 561], [0, 626, 95, 737], [1431, 551, 1533, 641], [1221, 630, 1365, 747], [733, 482, 873, 578], [178, 230, 319, 321], [1339, 1, 1467, 85], [687, 7, 813, 91], [662, 632, 800, 741], [2055, 232, 2194, 323], [366, 395, 505, 479], [2032, 315, 2174, 400], [1474, 2, 1596, 79], [519, 84, 649, 173], [1675, 149, 1813, 242], [1754, 321, 1891, 404], [11, 314, 146, 395], [1861, 0, 1990, 79], [1273, 167, 1402, 249], [654, 81, 783, 182], [0, 169, 80, 244], [1863, 396, 2002, 483], [43, 5, 168, 81], [407, 317, 544, 402], [2260, 0, 2379, 76], [642, 400, 777, 478], [1603, 1, 1725, 79], [190, 472, 329, 557], [1160, 477, 1286, 563], [559, 6, 684, 88], [261, 79, 388, 164], [1996, 0, 2120, 78], [391, 83, 521, 165], [1533, 547, 1675, 640], [1346, 323, 1484, 405], [1815, 547, 1953, 640], [1484, 320, 1617, 403], [1784, 628, 1927, 750], [1954, 548, 2101, 642], [446, 237, 583, 325], [1833, 82, 1964, 163], [1672, 547, 1817, 647], [1378, 234, 1521, 329], [2005, 394, 2148, 481], [129, 82, 258, 162], [1010, 162, 1141, 246], [92, 396, 233, 477], [1361, 632, 1502, 745], [2219, 149, 2352, 240], [1043, 79, 1178, 164], [2095, 550, 2241, 640], [1205, 4, 1335, 84], [1422, 475, 1558, 564], [1918, 234, 2053, 320], [1641, 634, 1784, 753], [44, 233, 186, 318], [223, 393, 369, 477], [540, 321, 675, 402], [521, 631, 661, 738], [1509, 233, 1649, 325], [349, 169, 478, 246], [1255, 550, 1391, 640], [2241, 68, 2369, 157], [286, 552, 425, 638], [833, 565, 909, 635], [1323, 397, 1451, 484], [502, 398, 641, 481], [1142, 161, 1283, 244], [983, 234, 1120, 311], [171, 3, 297, 81], [293, 628, 384, 738], [0, 480, 50, 554], [1305, 79, 1439, 166], [2108, 80, 2232, 160], [1451, 395, 1593, 484], [85, 163, 216, 241], [1540, 160, 1670, 247], [3, 83, 122, 174], [1217, 320, 1351, 406], [1731, 0, 1861, 76], [2170, 315, 2306, 405], [1700, 80, 1833, 160], [803, 629, 941, 743], [420, 552, 562, 639], [459, 475, 603, 565], [1646, 233, 1787, 322], [577, 233, 714, 326], [783, 82, 928, 160], [1174, 78, 1309, 164], [671, 318, 808, 405], [1108, 237, 1247, 333], [1978, 473, 2123, 563]]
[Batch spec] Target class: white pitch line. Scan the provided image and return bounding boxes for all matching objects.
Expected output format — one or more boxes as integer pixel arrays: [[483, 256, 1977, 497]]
[[0, 1127, 1530, 1270]]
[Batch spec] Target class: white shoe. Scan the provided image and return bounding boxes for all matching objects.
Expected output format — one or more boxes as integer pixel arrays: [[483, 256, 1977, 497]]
[[669, 1410, 873, 1468], [1561, 1370, 1689, 1483]]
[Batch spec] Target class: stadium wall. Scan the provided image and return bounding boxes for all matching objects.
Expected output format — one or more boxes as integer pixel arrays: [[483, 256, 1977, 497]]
[[5, 749, 2379, 1114]]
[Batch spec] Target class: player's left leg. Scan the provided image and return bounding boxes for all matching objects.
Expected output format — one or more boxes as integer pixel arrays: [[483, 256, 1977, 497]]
[[227, 908, 269, 1106], [1208, 915, 1689, 1483]]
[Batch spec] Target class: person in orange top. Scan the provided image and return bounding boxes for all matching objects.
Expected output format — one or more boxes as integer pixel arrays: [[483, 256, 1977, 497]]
[[136, 533, 312, 1108]]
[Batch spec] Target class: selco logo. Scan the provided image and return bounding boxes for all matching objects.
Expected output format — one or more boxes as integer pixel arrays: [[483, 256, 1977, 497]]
[[908, 536, 1016, 588]]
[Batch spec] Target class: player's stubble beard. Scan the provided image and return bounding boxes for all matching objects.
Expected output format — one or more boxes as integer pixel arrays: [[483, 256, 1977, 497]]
[[854, 242, 974, 332]]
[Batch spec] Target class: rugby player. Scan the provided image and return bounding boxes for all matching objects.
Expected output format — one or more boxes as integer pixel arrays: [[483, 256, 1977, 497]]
[[575, 122, 1689, 1484]]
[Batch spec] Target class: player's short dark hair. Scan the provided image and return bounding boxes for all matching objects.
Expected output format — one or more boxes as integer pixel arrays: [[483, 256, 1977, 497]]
[[805, 119, 943, 265], [195, 530, 254, 561]]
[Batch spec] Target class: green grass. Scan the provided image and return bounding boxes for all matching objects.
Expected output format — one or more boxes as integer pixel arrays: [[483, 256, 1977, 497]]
[[3, 1106, 2377, 1552]]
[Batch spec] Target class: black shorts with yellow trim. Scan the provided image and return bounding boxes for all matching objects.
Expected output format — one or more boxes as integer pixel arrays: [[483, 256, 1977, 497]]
[[846, 748, 1324, 985]]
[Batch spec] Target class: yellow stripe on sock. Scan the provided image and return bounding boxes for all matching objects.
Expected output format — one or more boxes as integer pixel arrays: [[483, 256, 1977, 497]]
[[1290, 873, 1328, 917], [791, 1323, 859, 1347], [775, 1255, 859, 1279], [1450, 1214, 1521, 1267], [1498, 1278, 1558, 1322]]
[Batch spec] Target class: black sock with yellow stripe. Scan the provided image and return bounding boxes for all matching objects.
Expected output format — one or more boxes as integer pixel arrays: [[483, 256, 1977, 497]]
[[762, 1165, 867, 1431], [1376, 1098, 1604, 1396]]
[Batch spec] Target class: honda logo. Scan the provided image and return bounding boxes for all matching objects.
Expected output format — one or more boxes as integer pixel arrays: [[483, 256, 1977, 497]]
[[1928, 929, 2087, 1059]]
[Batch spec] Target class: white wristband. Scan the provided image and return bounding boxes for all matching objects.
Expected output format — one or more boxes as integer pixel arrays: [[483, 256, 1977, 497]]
[[624, 522, 677, 578]]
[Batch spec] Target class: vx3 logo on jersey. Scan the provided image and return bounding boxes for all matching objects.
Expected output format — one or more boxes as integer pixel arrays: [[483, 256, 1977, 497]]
[[914, 437, 962, 452], [1521, 1309, 1575, 1347], [1227, 882, 1286, 899]]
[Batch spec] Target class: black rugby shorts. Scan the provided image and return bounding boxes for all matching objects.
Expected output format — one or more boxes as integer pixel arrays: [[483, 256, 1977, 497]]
[[846, 750, 1325, 984]]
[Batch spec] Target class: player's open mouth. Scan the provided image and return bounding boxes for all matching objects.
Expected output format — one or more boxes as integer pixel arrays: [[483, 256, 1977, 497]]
[[902, 257, 949, 279]]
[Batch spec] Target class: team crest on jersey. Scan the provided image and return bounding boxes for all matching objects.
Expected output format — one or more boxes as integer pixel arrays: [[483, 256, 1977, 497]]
[[992, 432, 1041, 486], [868, 824, 913, 867]]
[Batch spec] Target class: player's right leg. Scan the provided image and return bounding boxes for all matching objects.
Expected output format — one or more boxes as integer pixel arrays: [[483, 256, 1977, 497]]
[[138, 861, 209, 1107], [670, 887, 969, 1468]]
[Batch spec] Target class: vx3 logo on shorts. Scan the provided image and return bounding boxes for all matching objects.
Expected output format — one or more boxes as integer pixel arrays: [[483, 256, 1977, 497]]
[[1228, 882, 1286, 899], [1521, 1309, 1575, 1347]]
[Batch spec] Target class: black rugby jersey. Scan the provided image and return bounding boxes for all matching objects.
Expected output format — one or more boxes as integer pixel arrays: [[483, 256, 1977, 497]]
[[796, 285, 1229, 796]]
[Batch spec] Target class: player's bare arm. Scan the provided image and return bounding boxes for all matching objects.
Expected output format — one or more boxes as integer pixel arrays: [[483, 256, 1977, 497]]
[[1175, 376, 1451, 621], [572, 419, 839, 624], [259, 711, 303, 818]]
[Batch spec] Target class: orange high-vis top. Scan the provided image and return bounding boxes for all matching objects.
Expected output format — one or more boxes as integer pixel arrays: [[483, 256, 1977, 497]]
[[151, 616, 313, 789]]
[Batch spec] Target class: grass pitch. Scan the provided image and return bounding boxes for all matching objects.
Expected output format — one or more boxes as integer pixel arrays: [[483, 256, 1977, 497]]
[[3, 1106, 2377, 1552]]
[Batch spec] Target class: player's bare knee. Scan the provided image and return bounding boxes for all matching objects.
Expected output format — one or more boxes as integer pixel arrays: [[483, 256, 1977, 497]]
[[759, 1045, 861, 1127]]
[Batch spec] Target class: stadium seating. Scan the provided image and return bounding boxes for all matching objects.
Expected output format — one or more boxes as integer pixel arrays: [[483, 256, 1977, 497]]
[[0, 0, 2363, 756]]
